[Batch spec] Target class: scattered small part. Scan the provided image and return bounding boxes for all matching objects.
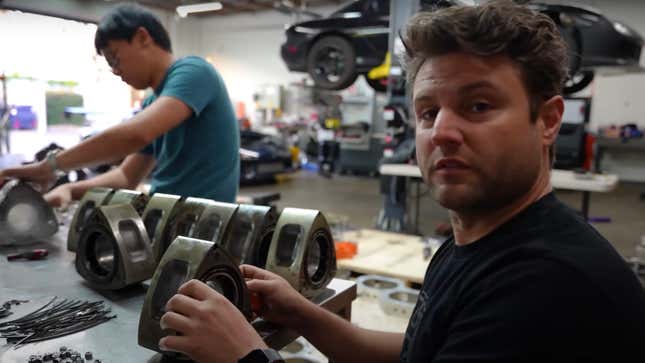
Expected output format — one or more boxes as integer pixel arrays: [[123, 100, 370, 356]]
[[0, 298, 115, 348], [7, 248, 49, 261], [0, 299, 29, 319], [84, 351, 93, 360], [94, 360, 102, 363]]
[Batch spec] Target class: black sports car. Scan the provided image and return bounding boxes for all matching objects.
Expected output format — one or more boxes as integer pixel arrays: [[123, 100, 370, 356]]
[[240, 130, 293, 184], [280, 0, 643, 94]]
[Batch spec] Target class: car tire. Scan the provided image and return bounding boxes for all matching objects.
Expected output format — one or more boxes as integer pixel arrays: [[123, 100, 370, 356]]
[[365, 75, 387, 93], [307, 35, 358, 90], [564, 71, 594, 94]]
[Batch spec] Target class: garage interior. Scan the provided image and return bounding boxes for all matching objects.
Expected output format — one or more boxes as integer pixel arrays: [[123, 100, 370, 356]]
[[1, 0, 645, 362]]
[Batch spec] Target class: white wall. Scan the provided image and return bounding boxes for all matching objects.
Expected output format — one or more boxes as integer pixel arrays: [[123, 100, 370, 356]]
[[189, 6, 337, 122]]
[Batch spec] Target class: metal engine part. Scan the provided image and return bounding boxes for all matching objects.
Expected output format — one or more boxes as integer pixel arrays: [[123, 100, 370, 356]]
[[138, 236, 251, 355], [75, 204, 156, 290], [67, 188, 115, 252], [68, 188, 149, 252], [220, 204, 278, 266], [107, 189, 149, 214], [282, 355, 324, 363], [356, 275, 404, 299], [158, 197, 238, 262], [0, 180, 58, 245], [265, 208, 337, 297], [140, 193, 184, 263], [378, 286, 419, 317]]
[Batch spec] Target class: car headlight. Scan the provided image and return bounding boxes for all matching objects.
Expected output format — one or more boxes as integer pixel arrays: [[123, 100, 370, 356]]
[[614, 21, 633, 36]]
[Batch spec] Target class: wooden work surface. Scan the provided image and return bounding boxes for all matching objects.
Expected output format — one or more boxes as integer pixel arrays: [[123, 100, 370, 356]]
[[337, 229, 432, 284]]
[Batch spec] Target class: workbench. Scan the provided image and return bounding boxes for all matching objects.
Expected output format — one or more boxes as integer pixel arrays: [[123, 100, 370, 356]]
[[379, 164, 619, 221], [0, 224, 356, 362], [337, 229, 433, 285]]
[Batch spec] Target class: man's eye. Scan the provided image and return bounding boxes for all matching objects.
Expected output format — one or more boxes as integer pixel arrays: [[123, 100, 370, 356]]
[[471, 102, 491, 113], [420, 108, 438, 121]]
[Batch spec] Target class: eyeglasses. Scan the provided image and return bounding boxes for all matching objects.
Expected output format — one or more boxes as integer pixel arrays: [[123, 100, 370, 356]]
[[103, 49, 120, 70]]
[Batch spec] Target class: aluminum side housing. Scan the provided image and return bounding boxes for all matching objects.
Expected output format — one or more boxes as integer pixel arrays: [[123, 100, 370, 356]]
[[140, 193, 184, 263], [0, 180, 58, 245], [67, 187, 115, 252], [75, 204, 156, 290], [265, 208, 337, 298], [221, 204, 278, 267], [138, 236, 251, 355], [158, 197, 238, 262]]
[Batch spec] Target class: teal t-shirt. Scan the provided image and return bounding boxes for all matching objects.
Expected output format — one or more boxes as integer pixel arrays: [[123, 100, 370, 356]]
[[140, 56, 239, 202]]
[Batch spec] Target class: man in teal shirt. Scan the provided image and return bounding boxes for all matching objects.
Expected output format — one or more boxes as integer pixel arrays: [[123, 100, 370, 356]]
[[0, 4, 239, 204]]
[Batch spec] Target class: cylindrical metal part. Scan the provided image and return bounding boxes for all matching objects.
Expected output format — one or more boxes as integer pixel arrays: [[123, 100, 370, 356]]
[[265, 208, 337, 298], [75, 204, 155, 290], [138, 236, 251, 356]]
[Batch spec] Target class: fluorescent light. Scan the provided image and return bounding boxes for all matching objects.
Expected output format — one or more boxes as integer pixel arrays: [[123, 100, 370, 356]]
[[176, 2, 223, 17]]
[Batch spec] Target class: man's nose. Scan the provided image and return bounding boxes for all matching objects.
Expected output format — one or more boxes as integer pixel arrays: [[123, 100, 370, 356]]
[[430, 109, 463, 148], [111, 67, 121, 76]]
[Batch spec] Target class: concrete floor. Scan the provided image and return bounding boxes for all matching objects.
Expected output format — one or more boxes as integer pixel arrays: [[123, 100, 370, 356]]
[[242, 170, 645, 260]]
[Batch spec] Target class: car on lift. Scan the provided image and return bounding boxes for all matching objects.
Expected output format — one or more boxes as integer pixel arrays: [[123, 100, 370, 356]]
[[280, 0, 643, 94]]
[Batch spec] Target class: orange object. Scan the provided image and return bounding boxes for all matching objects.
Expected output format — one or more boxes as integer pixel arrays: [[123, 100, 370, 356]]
[[250, 292, 264, 315], [335, 241, 358, 259]]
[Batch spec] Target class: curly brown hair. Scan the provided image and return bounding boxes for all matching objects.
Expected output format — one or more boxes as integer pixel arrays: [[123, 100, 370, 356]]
[[403, 0, 569, 122]]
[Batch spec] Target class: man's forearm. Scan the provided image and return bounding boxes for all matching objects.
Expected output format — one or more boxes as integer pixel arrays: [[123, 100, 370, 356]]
[[296, 300, 403, 363], [67, 167, 137, 200], [56, 124, 148, 172]]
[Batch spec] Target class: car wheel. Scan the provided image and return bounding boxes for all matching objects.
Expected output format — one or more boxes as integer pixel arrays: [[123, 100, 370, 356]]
[[564, 71, 594, 94], [307, 36, 358, 90], [365, 75, 387, 93]]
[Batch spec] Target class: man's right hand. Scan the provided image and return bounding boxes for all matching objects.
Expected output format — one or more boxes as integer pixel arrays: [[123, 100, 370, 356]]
[[240, 264, 312, 329], [44, 184, 73, 209], [0, 161, 56, 193]]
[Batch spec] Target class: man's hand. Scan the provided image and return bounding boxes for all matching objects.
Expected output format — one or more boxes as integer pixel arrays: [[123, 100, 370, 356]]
[[240, 264, 312, 329], [44, 184, 73, 209], [0, 161, 56, 192], [159, 279, 267, 363]]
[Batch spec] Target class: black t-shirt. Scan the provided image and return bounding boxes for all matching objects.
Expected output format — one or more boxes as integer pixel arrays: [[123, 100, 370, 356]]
[[401, 193, 645, 362]]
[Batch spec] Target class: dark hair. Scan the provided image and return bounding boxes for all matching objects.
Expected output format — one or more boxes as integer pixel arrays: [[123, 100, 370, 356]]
[[95, 3, 172, 54], [403, 0, 568, 121]]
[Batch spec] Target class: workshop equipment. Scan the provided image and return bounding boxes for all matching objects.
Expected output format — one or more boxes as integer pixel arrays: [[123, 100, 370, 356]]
[[7, 248, 48, 261], [356, 274, 404, 299], [378, 286, 419, 317], [75, 204, 155, 290], [265, 208, 336, 297], [140, 193, 184, 263], [138, 237, 251, 357], [159, 197, 237, 261], [0, 180, 58, 245], [220, 204, 278, 266]]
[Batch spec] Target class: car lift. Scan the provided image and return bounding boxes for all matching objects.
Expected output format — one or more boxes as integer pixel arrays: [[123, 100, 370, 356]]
[[375, 0, 421, 234]]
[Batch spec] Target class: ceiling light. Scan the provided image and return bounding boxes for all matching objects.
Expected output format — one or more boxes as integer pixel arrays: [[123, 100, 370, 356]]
[[176, 2, 223, 17]]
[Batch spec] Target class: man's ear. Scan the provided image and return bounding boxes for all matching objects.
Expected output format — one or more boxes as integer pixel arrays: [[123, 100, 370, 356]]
[[133, 26, 153, 48], [539, 95, 564, 148]]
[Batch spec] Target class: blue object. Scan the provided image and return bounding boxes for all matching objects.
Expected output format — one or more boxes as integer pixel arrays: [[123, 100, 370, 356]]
[[9, 105, 37, 130], [140, 56, 240, 202]]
